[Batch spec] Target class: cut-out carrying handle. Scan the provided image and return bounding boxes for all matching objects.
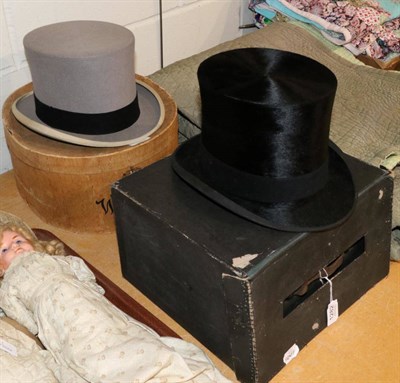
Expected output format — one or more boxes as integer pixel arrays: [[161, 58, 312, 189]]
[[283, 236, 365, 318], [294, 255, 343, 297]]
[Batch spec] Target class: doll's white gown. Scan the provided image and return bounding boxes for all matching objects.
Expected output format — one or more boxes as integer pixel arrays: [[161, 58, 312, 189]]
[[0, 251, 231, 383]]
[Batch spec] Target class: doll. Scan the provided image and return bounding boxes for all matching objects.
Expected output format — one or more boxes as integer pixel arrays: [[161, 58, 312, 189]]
[[0, 211, 231, 383], [0, 212, 64, 277]]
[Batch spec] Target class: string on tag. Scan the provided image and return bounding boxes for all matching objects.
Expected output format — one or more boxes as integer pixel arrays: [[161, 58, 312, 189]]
[[319, 268, 333, 302], [319, 267, 339, 326]]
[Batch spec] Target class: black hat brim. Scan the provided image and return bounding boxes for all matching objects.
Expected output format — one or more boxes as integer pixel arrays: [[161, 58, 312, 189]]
[[172, 135, 356, 232]]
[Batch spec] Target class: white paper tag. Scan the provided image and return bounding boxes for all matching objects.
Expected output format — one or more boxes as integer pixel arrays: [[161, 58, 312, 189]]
[[0, 338, 18, 356], [327, 299, 339, 327], [283, 343, 300, 365]]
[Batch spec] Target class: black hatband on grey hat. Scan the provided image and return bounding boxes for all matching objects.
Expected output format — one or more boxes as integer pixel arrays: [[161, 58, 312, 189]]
[[12, 20, 164, 147], [172, 48, 356, 232]]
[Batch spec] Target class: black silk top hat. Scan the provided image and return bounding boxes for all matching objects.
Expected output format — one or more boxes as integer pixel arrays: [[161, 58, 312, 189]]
[[172, 48, 356, 232], [11, 20, 164, 147]]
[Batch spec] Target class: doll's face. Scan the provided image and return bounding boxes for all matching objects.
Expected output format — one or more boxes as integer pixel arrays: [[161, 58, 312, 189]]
[[0, 230, 34, 271]]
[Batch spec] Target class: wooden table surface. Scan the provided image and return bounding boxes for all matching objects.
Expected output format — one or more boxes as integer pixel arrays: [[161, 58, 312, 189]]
[[1, 169, 399, 382]]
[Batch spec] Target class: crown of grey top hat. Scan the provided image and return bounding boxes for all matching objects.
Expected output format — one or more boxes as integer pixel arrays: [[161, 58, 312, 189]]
[[12, 20, 164, 147], [25, 20, 136, 115]]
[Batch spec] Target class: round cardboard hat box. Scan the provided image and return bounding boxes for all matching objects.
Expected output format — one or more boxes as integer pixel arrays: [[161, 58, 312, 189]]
[[2, 76, 178, 233]]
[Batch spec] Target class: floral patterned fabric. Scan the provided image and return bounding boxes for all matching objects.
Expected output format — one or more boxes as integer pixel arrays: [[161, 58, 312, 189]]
[[0, 252, 231, 383], [249, 0, 400, 59]]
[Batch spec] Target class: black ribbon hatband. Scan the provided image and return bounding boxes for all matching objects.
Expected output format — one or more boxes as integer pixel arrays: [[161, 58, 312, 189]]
[[34, 94, 140, 134], [198, 143, 329, 203]]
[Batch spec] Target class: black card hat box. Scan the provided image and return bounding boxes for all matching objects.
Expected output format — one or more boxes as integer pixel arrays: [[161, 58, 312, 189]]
[[112, 155, 392, 383]]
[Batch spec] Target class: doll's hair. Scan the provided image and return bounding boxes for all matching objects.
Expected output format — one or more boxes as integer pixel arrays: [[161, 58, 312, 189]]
[[0, 225, 66, 256]]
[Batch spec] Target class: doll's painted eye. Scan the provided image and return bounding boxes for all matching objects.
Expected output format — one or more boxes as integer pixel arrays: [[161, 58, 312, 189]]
[[1, 247, 8, 255]]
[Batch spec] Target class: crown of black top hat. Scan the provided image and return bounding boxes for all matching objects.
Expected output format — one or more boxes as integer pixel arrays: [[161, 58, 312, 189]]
[[172, 48, 356, 232]]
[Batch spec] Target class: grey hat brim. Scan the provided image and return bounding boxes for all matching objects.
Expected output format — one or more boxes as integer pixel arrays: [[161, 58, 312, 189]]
[[11, 79, 165, 147]]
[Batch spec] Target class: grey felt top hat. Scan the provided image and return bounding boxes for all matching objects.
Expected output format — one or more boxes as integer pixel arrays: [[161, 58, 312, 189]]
[[12, 20, 164, 147]]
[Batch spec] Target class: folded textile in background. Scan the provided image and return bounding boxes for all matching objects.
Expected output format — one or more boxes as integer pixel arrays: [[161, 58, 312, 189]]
[[249, 0, 400, 61]]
